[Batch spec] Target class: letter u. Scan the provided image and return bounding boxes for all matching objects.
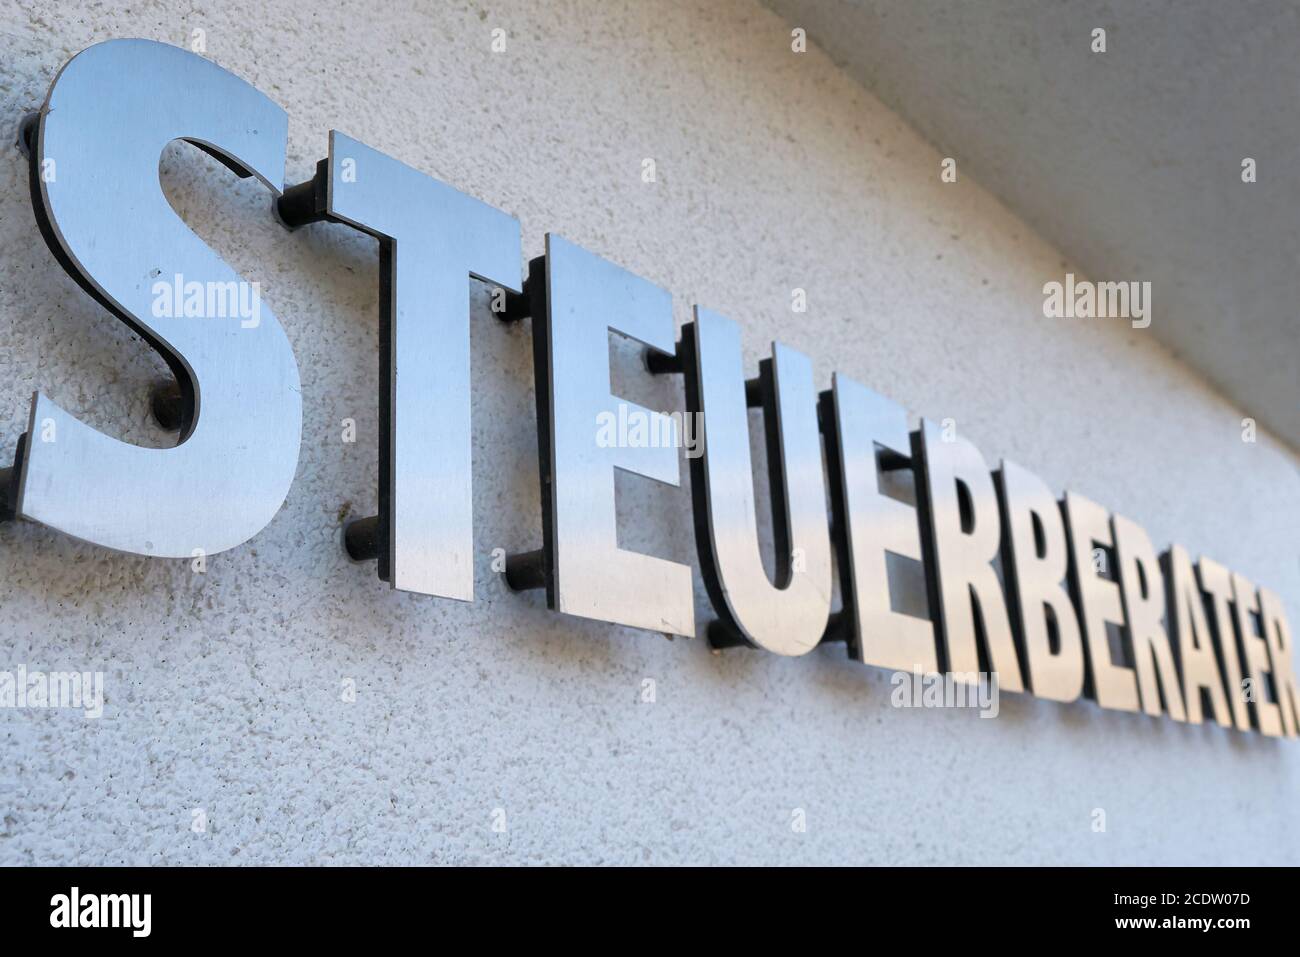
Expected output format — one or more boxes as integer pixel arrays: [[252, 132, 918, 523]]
[[680, 307, 832, 655]]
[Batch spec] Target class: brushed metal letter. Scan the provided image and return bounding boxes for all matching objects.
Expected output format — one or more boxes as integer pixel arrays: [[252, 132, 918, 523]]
[[994, 459, 1084, 702], [1196, 557, 1252, 731], [682, 309, 832, 655], [1112, 514, 1186, 721], [912, 422, 1024, 690], [17, 39, 301, 556], [322, 131, 521, 599], [1062, 492, 1139, 711], [1231, 571, 1284, 736], [821, 375, 936, 671], [1259, 587, 1300, 737], [1162, 545, 1231, 727], [530, 235, 693, 634]]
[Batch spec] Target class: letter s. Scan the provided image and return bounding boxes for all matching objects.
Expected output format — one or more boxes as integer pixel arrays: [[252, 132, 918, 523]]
[[16, 40, 301, 556]]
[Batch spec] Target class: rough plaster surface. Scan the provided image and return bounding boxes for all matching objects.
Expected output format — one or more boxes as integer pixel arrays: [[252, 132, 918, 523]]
[[0, 1, 1296, 865]]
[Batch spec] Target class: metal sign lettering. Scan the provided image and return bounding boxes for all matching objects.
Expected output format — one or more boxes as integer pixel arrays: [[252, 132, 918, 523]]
[[14, 39, 301, 557], [2, 40, 1295, 739], [996, 459, 1085, 702], [678, 309, 832, 655], [503, 235, 694, 636], [275, 130, 521, 600], [821, 375, 936, 673]]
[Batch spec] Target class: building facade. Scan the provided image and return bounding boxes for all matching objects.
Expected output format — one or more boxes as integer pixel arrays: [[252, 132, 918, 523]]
[[0, 0, 1296, 865]]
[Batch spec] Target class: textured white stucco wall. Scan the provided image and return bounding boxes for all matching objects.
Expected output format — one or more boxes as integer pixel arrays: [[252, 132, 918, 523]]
[[0, 1, 1296, 865]]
